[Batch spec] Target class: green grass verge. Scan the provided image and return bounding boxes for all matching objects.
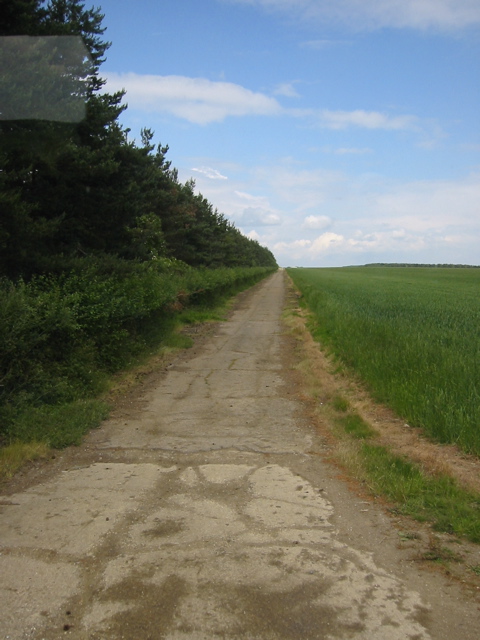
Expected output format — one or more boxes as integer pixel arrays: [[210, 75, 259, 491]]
[[0, 441, 50, 480], [11, 399, 110, 449], [337, 413, 377, 439], [284, 280, 480, 548], [331, 407, 480, 545], [287, 267, 480, 455], [360, 443, 480, 543]]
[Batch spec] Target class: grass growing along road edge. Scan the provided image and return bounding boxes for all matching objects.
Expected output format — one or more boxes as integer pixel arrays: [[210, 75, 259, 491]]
[[283, 275, 480, 550], [286, 266, 480, 456]]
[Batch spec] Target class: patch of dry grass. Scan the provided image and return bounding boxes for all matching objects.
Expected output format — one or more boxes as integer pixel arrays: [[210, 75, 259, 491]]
[[0, 442, 49, 481]]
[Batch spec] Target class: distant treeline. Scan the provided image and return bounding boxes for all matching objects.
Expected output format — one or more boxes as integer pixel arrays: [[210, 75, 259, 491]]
[[364, 263, 480, 269]]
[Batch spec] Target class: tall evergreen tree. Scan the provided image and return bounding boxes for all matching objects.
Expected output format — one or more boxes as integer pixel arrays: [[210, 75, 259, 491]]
[[0, 1, 277, 278], [0, 1, 132, 275]]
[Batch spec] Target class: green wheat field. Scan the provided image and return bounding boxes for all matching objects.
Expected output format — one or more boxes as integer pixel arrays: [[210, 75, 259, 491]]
[[287, 267, 480, 456]]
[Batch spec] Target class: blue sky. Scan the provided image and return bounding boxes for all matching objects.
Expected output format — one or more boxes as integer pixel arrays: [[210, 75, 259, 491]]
[[99, 0, 480, 266]]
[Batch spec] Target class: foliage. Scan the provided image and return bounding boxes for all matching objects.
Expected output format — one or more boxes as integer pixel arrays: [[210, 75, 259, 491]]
[[337, 413, 377, 440], [0, 1, 277, 452], [0, 264, 275, 445], [287, 267, 480, 455], [0, 1, 277, 278], [361, 444, 480, 543], [11, 399, 110, 448], [0, 441, 49, 481]]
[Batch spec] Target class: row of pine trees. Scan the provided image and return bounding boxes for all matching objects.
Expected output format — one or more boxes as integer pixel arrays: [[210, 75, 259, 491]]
[[1, 0, 278, 279]]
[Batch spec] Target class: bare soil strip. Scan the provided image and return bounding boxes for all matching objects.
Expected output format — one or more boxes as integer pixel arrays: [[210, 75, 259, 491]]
[[1, 271, 479, 639]]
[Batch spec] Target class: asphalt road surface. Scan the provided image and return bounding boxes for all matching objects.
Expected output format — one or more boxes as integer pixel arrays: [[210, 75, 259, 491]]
[[1, 271, 479, 639]]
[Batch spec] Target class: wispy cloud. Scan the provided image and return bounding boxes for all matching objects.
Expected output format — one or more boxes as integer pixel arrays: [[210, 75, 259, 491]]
[[254, 164, 345, 214], [105, 73, 281, 124], [273, 226, 471, 264], [180, 156, 480, 266], [319, 109, 418, 131], [302, 215, 332, 230], [460, 143, 480, 152], [106, 72, 420, 133], [226, 0, 480, 31], [273, 82, 301, 98], [234, 190, 269, 203], [192, 166, 228, 180], [242, 207, 282, 226], [286, 106, 423, 134], [230, 190, 282, 227], [372, 174, 480, 231], [309, 232, 346, 253]]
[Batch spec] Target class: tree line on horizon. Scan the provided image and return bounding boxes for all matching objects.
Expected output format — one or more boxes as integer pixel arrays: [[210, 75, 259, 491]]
[[0, 0, 277, 281], [364, 263, 480, 269]]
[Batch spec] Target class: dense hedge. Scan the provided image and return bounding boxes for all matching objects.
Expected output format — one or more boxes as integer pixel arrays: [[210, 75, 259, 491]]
[[0, 262, 275, 444]]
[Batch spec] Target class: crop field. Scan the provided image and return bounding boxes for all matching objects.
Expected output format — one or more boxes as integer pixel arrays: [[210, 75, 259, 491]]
[[287, 267, 480, 456]]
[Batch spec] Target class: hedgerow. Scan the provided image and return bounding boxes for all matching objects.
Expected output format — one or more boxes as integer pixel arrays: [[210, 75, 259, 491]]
[[0, 263, 275, 445]]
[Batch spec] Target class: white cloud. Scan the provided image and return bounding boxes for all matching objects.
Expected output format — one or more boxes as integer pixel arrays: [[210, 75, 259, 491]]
[[309, 232, 346, 253], [105, 73, 421, 134], [274, 238, 312, 253], [303, 215, 332, 229], [287, 107, 427, 135], [254, 164, 346, 215], [319, 109, 418, 131], [273, 82, 300, 98], [276, 228, 433, 261], [234, 190, 267, 202], [230, 191, 282, 226], [293, 239, 313, 248], [105, 73, 281, 124], [242, 207, 282, 226], [312, 146, 374, 155], [372, 173, 480, 231], [192, 166, 228, 180], [180, 157, 480, 267], [283, 106, 423, 133], [443, 234, 465, 244], [227, 1, 480, 31], [347, 230, 427, 252]]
